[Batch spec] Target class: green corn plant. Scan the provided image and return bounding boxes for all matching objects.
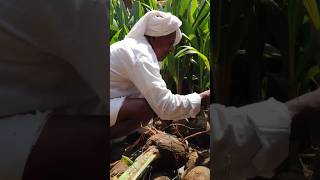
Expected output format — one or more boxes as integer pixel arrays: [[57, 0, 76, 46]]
[[287, 0, 320, 96], [161, 0, 210, 94], [212, 0, 320, 105], [110, 0, 155, 44]]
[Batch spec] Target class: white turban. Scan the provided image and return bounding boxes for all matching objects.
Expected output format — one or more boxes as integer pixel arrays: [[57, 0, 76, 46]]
[[126, 10, 182, 46]]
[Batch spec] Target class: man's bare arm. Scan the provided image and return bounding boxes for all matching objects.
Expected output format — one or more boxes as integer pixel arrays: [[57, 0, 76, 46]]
[[286, 88, 320, 120]]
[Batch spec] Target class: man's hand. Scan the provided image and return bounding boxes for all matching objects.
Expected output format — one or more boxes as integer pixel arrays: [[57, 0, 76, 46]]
[[286, 88, 320, 120], [303, 87, 320, 111], [200, 90, 210, 108]]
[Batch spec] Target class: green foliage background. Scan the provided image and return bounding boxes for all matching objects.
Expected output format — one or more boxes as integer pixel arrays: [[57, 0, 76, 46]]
[[212, 0, 320, 105], [110, 0, 210, 94]]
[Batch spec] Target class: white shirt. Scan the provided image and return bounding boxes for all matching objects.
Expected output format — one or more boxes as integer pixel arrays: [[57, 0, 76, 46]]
[[110, 37, 201, 120], [0, 1, 107, 116], [0, 1, 107, 179]]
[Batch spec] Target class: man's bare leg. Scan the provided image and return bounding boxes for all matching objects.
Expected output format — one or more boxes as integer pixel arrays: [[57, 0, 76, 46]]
[[110, 98, 155, 139], [22, 114, 107, 180]]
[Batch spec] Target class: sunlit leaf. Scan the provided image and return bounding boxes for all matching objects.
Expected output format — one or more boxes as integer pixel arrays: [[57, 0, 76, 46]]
[[181, 19, 199, 49], [306, 65, 320, 80], [303, 0, 320, 29], [188, 0, 198, 24], [192, 0, 209, 29], [111, 28, 122, 44], [179, 0, 190, 17], [175, 46, 210, 71]]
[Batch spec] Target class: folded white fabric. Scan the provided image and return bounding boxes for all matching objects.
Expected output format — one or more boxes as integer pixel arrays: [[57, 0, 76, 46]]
[[126, 10, 182, 46], [211, 98, 291, 179], [0, 111, 50, 180], [110, 96, 126, 127]]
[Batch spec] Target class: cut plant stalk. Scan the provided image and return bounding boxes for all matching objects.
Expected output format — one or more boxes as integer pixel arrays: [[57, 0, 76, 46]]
[[110, 155, 134, 177], [119, 145, 160, 180]]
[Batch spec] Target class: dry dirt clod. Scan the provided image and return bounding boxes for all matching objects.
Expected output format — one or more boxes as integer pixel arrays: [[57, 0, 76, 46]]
[[153, 176, 171, 180], [185, 151, 199, 169], [182, 166, 210, 180], [145, 132, 189, 168], [145, 133, 188, 157]]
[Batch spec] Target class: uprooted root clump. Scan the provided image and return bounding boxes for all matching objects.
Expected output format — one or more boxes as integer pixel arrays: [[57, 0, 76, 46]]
[[110, 110, 210, 179]]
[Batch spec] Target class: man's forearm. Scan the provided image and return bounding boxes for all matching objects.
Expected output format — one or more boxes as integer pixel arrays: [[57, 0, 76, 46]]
[[286, 96, 307, 119], [286, 88, 320, 120]]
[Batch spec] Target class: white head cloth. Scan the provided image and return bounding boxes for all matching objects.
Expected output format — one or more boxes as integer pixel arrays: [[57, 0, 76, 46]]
[[126, 10, 182, 46]]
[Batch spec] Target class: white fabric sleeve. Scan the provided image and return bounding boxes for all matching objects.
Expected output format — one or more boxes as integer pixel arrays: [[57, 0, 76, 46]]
[[0, 1, 107, 115], [55, 0, 108, 115], [210, 98, 291, 179], [126, 56, 201, 120]]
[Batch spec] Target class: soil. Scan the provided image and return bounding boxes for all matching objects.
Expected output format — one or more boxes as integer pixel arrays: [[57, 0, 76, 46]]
[[110, 110, 210, 180], [182, 166, 210, 180]]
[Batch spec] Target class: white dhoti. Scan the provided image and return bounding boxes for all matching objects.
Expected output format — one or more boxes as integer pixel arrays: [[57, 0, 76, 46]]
[[110, 97, 126, 127], [0, 111, 50, 180]]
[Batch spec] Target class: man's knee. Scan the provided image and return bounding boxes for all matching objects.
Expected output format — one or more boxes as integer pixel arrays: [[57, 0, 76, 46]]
[[117, 98, 155, 124], [137, 99, 155, 125]]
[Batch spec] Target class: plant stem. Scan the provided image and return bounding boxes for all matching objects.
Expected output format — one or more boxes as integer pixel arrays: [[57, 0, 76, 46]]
[[185, 129, 210, 140], [119, 146, 159, 180]]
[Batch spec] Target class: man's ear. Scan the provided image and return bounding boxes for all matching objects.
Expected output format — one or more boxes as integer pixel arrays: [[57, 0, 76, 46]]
[[149, 36, 157, 43], [147, 36, 158, 48], [145, 35, 153, 43]]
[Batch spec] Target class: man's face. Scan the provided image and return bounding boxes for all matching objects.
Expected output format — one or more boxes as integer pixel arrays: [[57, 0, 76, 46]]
[[148, 32, 176, 61]]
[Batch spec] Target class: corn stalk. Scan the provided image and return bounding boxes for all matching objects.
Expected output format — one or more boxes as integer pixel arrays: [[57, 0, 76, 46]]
[[287, 0, 320, 97], [118, 146, 159, 180]]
